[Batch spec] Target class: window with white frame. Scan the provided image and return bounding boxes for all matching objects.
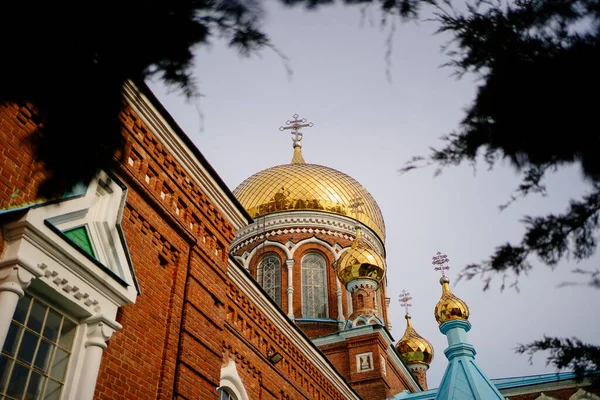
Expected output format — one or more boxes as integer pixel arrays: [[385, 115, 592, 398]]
[[0, 293, 77, 400], [301, 253, 328, 318], [256, 255, 281, 306], [219, 387, 238, 400]]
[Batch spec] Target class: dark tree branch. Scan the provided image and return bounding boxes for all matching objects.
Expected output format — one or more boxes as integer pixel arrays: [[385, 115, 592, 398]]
[[516, 336, 600, 388]]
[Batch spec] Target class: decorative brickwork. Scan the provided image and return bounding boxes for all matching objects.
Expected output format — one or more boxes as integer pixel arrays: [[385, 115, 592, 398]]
[[0, 86, 362, 400]]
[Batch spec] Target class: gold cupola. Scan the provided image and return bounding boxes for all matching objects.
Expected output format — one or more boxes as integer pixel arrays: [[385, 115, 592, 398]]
[[434, 276, 470, 325], [396, 314, 434, 366], [431, 252, 469, 325], [232, 115, 386, 243], [336, 227, 385, 286]]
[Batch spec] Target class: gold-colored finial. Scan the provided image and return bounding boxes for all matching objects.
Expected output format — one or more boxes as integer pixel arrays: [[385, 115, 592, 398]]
[[431, 252, 469, 325], [279, 114, 313, 164], [396, 289, 434, 366], [351, 226, 362, 249]]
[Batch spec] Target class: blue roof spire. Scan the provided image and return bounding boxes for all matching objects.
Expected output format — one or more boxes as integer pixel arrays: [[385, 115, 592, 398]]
[[434, 305, 504, 400]]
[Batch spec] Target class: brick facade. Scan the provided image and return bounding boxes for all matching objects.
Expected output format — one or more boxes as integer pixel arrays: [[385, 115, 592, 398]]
[[0, 86, 361, 399]]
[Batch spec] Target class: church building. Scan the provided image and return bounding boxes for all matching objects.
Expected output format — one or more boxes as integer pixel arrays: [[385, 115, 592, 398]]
[[0, 81, 597, 400]]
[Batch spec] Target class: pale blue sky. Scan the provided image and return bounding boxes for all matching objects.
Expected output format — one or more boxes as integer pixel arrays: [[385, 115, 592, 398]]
[[147, 1, 600, 388]]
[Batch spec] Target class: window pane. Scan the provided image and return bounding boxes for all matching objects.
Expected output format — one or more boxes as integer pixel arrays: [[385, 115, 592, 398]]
[[3, 295, 74, 400], [43, 310, 62, 343], [0, 355, 12, 393], [302, 254, 328, 318], [50, 349, 69, 382], [17, 331, 39, 365], [259, 256, 281, 306], [6, 362, 30, 398], [27, 301, 47, 333], [13, 295, 31, 324], [2, 324, 22, 356], [44, 379, 62, 400], [26, 370, 45, 399], [58, 319, 76, 349], [34, 340, 54, 373]]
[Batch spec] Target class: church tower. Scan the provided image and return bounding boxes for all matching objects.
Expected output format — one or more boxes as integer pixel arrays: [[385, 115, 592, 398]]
[[230, 116, 423, 399], [230, 115, 390, 337]]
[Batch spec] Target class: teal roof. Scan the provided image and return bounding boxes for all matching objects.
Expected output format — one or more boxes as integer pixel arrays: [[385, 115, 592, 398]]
[[392, 371, 582, 399], [434, 320, 503, 400]]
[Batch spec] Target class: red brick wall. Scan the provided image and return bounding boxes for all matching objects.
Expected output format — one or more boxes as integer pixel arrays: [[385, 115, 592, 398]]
[[0, 96, 360, 400], [0, 103, 48, 210], [318, 332, 412, 400]]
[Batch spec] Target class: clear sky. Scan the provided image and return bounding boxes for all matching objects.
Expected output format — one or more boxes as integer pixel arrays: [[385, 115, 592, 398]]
[[147, 1, 600, 389]]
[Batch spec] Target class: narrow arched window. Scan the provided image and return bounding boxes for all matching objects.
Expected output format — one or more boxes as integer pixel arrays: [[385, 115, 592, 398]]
[[302, 253, 328, 318], [358, 294, 364, 308], [256, 255, 281, 306], [219, 388, 238, 400]]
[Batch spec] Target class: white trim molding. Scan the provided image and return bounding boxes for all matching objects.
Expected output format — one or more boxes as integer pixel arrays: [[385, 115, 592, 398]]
[[123, 81, 250, 231], [231, 211, 385, 256], [219, 359, 250, 400]]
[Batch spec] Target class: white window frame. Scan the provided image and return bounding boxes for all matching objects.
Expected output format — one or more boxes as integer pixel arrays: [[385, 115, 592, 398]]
[[219, 360, 248, 400], [301, 253, 328, 319], [1, 291, 83, 400], [256, 255, 281, 306], [0, 171, 134, 400]]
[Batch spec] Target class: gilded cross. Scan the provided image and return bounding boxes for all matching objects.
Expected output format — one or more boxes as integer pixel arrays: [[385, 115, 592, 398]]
[[279, 114, 313, 147], [432, 251, 450, 277], [399, 290, 412, 315]]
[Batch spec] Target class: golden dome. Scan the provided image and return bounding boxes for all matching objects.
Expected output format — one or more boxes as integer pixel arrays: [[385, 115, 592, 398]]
[[396, 315, 434, 366], [336, 228, 385, 286], [233, 147, 386, 242], [434, 276, 469, 325]]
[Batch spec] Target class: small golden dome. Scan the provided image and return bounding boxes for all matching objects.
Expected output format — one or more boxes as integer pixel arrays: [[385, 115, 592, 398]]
[[396, 315, 434, 366], [434, 276, 469, 325], [336, 228, 385, 286], [232, 147, 386, 243]]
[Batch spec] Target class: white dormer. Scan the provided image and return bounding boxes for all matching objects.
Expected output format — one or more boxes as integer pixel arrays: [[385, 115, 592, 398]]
[[0, 171, 137, 400]]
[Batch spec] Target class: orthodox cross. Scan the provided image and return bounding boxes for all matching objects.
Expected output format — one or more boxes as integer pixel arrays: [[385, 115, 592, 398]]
[[432, 251, 450, 277], [279, 114, 313, 147], [399, 290, 412, 315]]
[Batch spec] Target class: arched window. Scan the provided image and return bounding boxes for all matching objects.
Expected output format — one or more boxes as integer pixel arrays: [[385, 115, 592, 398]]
[[358, 294, 364, 308], [219, 388, 238, 400], [219, 360, 248, 400], [256, 255, 281, 306], [301, 253, 328, 318]]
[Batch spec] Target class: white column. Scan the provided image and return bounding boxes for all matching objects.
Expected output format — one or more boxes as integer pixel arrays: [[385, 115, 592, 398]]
[[0, 265, 39, 348], [336, 278, 344, 327], [286, 259, 294, 319], [76, 314, 122, 400]]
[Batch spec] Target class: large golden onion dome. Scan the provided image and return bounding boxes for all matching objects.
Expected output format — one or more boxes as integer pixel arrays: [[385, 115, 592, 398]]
[[336, 228, 385, 286], [434, 276, 470, 325], [396, 315, 434, 366], [233, 146, 386, 242]]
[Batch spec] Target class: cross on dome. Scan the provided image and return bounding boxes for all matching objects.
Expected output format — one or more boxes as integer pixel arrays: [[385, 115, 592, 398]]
[[399, 290, 412, 316], [279, 114, 314, 148], [432, 251, 450, 277]]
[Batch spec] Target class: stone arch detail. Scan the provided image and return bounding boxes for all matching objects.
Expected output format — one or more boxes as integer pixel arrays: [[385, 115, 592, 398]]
[[219, 359, 249, 400], [291, 236, 339, 261], [238, 240, 292, 269]]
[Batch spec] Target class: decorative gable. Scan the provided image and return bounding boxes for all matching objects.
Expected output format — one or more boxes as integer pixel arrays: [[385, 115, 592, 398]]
[[41, 171, 135, 287], [0, 171, 138, 316]]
